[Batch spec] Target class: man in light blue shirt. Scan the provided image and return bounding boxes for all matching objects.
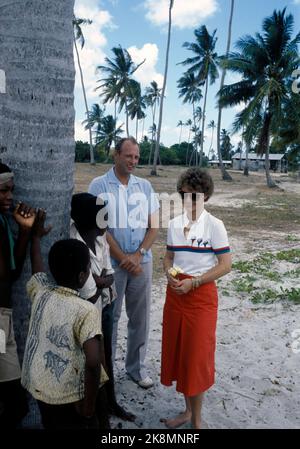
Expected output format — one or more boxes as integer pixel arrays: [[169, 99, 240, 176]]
[[89, 137, 159, 389]]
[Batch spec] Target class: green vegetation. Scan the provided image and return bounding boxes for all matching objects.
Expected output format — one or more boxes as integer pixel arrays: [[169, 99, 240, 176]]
[[232, 249, 300, 304]]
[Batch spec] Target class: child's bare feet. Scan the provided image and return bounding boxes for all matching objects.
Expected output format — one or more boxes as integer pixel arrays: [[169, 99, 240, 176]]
[[160, 411, 192, 429]]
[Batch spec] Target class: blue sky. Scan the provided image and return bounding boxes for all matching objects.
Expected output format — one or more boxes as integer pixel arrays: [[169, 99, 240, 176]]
[[74, 0, 300, 154]]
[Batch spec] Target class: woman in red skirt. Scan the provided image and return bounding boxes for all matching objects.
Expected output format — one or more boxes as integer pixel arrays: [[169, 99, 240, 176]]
[[161, 168, 232, 429]]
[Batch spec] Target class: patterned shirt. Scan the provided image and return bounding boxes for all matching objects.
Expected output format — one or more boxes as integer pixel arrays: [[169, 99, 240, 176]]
[[21, 273, 102, 405]]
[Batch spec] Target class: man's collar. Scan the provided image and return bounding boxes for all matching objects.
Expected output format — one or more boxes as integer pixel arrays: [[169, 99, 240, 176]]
[[107, 167, 139, 185]]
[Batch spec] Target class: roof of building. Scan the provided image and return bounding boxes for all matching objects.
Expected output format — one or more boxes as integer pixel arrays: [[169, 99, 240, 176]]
[[209, 160, 232, 164], [232, 153, 285, 161]]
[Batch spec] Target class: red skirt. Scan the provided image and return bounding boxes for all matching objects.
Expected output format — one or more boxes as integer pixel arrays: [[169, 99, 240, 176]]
[[161, 274, 218, 396]]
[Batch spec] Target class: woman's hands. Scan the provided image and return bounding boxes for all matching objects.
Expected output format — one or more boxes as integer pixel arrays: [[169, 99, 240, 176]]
[[170, 278, 193, 295]]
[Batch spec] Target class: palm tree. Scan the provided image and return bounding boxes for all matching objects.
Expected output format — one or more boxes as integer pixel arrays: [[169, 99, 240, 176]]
[[216, 0, 235, 181], [185, 118, 193, 165], [0, 0, 75, 426], [73, 16, 95, 165], [177, 120, 184, 145], [180, 25, 219, 167], [151, 0, 175, 176], [83, 103, 105, 144], [145, 81, 161, 164], [95, 115, 123, 158], [220, 129, 233, 160], [207, 120, 216, 159], [97, 46, 145, 137], [219, 9, 300, 187], [148, 123, 157, 165], [96, 76, 119, 145], [127, 82, 146, 140], [178, 72, 203, 165]]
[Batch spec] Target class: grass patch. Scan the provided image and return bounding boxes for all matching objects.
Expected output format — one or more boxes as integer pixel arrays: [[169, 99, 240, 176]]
[[276, 249, 300, 263], [285, 267, 300, 278], [251, 287, 300, 304], [232, 275, 257, 293], [233, 249, 300, 277], [285, 235, 300, 242]]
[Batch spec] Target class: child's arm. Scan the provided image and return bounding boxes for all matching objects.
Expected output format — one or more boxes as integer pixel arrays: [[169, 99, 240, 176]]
[[12, 202, 36, 280], [93, 272, 114, 289], [76, 336, 102, 418], [30, 209, 52, 274]]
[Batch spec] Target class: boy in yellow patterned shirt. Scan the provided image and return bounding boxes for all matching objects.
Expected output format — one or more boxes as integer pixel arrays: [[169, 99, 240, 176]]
[[21, 210, 104, 429]]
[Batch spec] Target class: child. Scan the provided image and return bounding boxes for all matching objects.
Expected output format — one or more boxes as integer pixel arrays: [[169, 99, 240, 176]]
[[21, 210, 104, 429], [0, 162, 36, 428], [70, 193, 135, 422]]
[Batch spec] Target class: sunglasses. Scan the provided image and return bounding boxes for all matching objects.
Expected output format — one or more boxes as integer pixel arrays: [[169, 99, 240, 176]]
[[178, 191, 203, 202]]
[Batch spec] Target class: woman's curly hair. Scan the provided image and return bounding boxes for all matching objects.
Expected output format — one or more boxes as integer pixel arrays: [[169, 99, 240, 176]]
[[177, 168, 214, 201]]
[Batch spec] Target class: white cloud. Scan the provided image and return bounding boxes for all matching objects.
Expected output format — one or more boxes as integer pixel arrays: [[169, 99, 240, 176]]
[[144, 0, 218, 29], [74, 1, 115, 99], [127, 43, 164, 88]]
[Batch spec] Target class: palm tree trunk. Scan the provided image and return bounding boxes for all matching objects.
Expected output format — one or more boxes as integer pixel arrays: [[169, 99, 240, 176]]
[[244, 143, 249, 175], [216, 0, 234, 181], [192, 102, 198, 166], [74, 37, 95, 165], [208, 126, 215, 159], [141, 117, 145, 140], [125, 98, 130, 137], [265, 146, 276, 187], [114, 98, 117, 147], [179, 125, 182, 145], [151, 0, 174, 176], [187, 128, 192, 165], [200, 78, 208, 167], [0, 0, 75, 426]]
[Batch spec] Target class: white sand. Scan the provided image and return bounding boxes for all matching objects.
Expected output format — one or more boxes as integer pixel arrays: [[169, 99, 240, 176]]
[[110, 235, 300, 430]]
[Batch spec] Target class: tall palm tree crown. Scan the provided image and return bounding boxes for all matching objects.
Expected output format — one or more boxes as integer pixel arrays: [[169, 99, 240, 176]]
[[97, 46, 145, 136], [218, 8, 300, 186], [180, 25, 219, 166], [73, 16, 95, 164]]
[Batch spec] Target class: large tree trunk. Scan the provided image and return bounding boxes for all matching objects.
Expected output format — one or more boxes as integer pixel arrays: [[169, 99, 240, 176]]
[[216, 0, 234, 181], [265, 147, 276, 188], [151, 0, 174, 176], [0, 0, 75, 426], [74, 37, 94, 164]]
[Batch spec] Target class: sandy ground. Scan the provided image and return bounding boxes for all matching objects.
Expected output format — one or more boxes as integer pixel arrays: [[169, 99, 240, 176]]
[[111, 238, 300, 430], [75, 165, 300, 429]]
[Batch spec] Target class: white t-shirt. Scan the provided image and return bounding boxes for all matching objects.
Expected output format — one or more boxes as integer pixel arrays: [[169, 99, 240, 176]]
[[70, 222, 116, 309], [167, 209, 230, 276]]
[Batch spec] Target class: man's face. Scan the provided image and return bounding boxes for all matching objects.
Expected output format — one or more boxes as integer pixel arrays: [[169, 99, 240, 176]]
[[0, 179, 14, 213], [115, 141, 140, 176]]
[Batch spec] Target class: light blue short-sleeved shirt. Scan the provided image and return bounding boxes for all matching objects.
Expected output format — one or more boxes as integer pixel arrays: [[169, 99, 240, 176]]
[[88, 167, 159, 267]]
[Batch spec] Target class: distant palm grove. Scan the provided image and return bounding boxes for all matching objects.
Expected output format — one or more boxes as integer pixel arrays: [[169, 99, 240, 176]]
[[74, 5, 300, 187]]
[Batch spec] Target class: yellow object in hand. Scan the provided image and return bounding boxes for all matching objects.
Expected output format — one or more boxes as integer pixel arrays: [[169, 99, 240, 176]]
[[168, 266, 184, 278]]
